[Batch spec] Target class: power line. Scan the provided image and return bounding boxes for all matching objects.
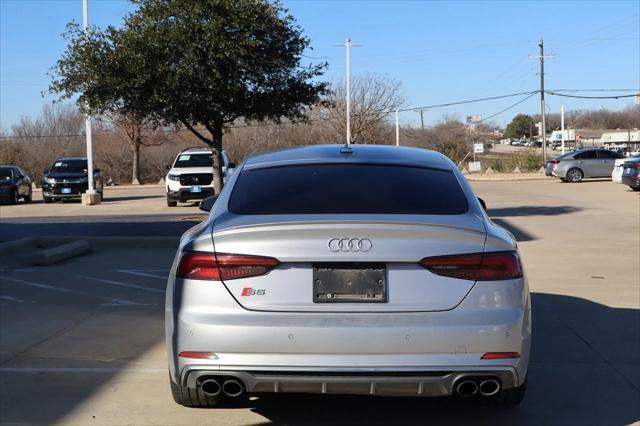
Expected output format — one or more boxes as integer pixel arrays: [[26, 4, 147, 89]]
[[398, 91, 539, 113], [546, 91, 639, 99], [478, 92, 539, 123]]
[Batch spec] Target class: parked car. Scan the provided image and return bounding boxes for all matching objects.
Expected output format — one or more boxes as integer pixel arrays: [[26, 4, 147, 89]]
[[0, 165, 32, 204], [620, 157, 640, 191], [166, 144, 531, 408], [545, 148, 625, 182], [165, 147, 235, 207], [41, 158, 104, 203], [612, 153, 640, 183]]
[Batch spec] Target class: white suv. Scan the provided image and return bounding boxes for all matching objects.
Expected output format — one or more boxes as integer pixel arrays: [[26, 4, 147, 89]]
[[165, 148, 234, 207]]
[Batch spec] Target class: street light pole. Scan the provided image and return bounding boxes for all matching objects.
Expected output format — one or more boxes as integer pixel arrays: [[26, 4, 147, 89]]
[[82, 0, 96, 196], [336, 38, 360, 147]]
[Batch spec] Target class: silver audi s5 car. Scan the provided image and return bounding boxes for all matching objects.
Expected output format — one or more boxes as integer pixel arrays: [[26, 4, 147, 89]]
[[166, 144, 531, 407]]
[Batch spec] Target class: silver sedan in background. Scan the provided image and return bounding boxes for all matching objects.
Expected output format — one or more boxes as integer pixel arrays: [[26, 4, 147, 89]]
[[546, 148, 625, 182], [166, 144, 531, 408]]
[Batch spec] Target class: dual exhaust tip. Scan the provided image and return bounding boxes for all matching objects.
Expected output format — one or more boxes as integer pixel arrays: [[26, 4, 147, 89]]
[[455, 378, 500, 397], [201, 378, 244, 397]]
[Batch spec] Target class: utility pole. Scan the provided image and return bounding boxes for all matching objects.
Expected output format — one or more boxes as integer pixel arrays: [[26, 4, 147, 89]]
[[82, 0, 98, 204], [416, 109, 428, 130], [530, 39, 554, 165], [336, 38, 361, 147], [560, 104, 565, 155]]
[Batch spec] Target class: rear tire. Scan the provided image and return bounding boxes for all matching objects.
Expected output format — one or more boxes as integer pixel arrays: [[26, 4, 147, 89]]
[[566, 168, 583, 183], [167, 197, 177, 207], [170, 377, 220, 408], [24, 189, 32, 203], [10, 189, 18, 205], [631, 186, 640, 191]]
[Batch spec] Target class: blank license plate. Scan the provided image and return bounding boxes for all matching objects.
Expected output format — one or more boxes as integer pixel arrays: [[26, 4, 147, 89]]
[[313, 263, 387, 303], [61, 188, 72, 194], [191, 186, 202, 193]]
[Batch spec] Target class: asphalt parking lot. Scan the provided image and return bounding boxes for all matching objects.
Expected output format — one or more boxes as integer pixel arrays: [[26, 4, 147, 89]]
[[0, 180, 638, 425]]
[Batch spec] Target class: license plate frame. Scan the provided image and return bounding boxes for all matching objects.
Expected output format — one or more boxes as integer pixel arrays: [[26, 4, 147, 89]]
[[313, 263, 387, 303]]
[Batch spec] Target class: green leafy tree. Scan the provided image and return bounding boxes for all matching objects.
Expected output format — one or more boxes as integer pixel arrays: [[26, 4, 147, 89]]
[[504, 114, 535, 140], [49, 0, 327, 194]]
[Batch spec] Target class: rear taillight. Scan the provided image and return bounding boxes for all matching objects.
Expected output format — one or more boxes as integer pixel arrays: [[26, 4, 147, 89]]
[[176, 251, 279, 281], [420, 251, 523, 281], [550, 159, 560, 165]]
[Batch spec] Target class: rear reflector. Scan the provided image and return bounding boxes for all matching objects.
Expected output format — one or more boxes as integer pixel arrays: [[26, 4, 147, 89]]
[[176, 251, 279, 281], [420, 251, 523, 281], [178, 351, 218, 360], [481, 352, 521, 360]]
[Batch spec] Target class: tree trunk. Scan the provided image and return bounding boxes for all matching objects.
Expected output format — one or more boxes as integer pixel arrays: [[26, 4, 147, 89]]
[[131, 140, 141, 185], [211, 118, 224, 196]]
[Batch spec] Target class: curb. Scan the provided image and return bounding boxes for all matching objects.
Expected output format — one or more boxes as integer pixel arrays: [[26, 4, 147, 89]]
[[32, 240, 91, 266], [0, 236, 179, 267]]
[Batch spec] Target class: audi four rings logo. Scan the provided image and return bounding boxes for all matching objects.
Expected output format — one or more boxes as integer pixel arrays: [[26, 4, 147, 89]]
[[328, 238, 373, 253]]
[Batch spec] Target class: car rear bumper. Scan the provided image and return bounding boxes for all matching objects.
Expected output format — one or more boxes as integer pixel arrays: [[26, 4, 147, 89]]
[[621, 176, 640, 188], [167, 278, 532, 391], [180, 365, 520, 396]]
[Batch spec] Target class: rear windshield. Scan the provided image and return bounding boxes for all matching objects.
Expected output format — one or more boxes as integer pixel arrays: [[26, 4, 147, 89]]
[[228, 164, 469, 215], [173, 153, 212, 168], [50, 160, 87, 174]]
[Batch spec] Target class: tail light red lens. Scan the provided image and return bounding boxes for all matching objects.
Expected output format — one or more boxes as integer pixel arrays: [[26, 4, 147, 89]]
[[481, 352, 520, 360], [420, 251, 523, 281], [176, 251, 279, 281], [550, 159, 560, 165]]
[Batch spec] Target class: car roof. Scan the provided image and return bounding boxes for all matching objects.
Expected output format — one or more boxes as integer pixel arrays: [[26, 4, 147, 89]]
[[55, 157, 87, 161], [243, 144, 454, 170], [180, 147, 226, 154]]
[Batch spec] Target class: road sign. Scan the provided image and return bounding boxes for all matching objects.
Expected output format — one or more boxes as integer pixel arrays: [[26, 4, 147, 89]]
[[468, 161, 481, 173], [473, 143, 484, 154]]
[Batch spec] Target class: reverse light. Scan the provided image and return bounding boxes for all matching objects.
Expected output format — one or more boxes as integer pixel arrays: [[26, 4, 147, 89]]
[[481, 352, 521, 360], [420, 251, 523, 281], [176, 251, 279, 281]]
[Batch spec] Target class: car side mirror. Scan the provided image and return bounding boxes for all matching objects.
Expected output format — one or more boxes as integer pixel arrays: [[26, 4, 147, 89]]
[[228, 162, 237, 169], [478, 197, 487, 211], [199, 195, 218, 212]]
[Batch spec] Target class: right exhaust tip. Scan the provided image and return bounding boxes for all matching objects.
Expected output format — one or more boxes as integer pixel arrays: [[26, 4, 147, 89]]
[[479, 379, 501, 396], [222, 379, 245, 397], [455, 380, 479, 397]]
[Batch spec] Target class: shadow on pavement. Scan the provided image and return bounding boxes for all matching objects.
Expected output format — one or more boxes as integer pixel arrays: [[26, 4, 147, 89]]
[[490, 218, 535, 242], [488, 205, 582, 217], [1, 292, 637, 425]]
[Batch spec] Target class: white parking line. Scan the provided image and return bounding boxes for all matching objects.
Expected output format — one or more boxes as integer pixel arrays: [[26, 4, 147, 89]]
[[77, 275, 165, 294], [117, 270, 169, 280], [0, 367, 166, 373], [0, 276, 152, 307]]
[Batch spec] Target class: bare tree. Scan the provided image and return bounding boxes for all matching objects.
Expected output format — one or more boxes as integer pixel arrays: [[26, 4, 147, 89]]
[[325, 74, 408, 144], [103, 113, 167, 184]]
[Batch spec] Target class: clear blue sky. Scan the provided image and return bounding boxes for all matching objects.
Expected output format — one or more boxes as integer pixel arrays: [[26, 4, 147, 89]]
[[1, 0, 638, 131]]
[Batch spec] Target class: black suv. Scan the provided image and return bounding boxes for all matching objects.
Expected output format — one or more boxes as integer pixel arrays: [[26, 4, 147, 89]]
[[0, 165, 32, 204], [42, 158, 104, 203]]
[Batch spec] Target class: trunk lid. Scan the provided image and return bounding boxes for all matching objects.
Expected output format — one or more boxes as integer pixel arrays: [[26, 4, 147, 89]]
[[211, 217, 486, 312]]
